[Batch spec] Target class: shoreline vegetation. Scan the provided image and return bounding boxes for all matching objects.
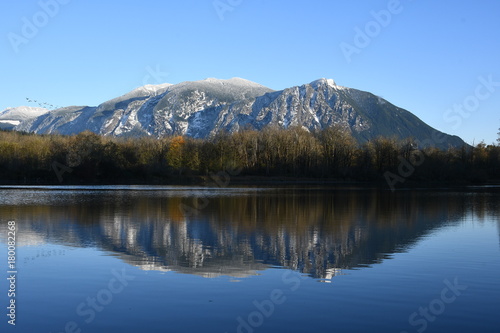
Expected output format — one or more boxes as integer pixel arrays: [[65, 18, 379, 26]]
[[0, 128, 499, 188]]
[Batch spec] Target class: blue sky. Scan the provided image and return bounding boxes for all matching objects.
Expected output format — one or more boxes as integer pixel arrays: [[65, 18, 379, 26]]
[[1, 0, 499, 144]]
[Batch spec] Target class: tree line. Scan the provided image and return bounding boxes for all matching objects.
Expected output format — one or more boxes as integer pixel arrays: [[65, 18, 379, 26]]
[[0, 127, 498, 186]]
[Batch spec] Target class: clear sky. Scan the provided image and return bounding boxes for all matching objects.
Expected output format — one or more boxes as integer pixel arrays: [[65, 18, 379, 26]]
[[1, 0, 499, 144]]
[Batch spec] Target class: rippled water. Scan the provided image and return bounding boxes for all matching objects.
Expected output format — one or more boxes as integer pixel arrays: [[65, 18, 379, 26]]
[[0, 186, 499, 333]]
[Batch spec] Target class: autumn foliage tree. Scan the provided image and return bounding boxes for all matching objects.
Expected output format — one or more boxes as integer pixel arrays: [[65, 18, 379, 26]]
[[167, 136, 185, 173]]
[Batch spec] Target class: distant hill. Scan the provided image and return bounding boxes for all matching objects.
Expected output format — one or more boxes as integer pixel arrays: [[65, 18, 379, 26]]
[[0, 106, 48, 130]]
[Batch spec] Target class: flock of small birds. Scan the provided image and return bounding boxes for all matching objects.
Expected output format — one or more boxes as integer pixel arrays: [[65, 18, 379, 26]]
[[25, 97, 61, 110]]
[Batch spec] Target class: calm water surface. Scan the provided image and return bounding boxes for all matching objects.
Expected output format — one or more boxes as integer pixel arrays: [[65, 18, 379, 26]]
[[0, 186, 499, 333]]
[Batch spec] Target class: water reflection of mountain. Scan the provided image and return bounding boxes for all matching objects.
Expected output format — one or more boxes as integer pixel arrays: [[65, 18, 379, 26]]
[[1, 187, 499, 279]]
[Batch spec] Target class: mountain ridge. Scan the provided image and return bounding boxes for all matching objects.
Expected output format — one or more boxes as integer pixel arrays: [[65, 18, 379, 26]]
[[10, 77, 465, 149]]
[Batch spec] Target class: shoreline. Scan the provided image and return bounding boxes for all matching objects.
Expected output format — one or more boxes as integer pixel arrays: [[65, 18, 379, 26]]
[[1, 176, 499, 190]]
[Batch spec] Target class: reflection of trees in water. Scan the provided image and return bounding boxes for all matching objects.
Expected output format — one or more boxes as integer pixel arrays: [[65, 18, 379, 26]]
[[1, 188, 499, 278]]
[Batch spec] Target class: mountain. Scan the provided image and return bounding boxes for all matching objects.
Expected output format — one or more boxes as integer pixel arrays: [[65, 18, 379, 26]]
[[12, 77, 465, 148], [0, 106, 48, 130]]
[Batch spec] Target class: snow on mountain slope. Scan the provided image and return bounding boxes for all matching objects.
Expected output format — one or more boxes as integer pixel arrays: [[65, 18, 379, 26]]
[[0, 106, 49, 129], [12, 78, 465, 149], [0, 106, 49, 121]]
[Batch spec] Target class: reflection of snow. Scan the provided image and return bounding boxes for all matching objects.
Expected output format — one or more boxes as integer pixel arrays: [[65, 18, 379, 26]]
[[320, 268, 344, 283], [0, 229, 46, 247]]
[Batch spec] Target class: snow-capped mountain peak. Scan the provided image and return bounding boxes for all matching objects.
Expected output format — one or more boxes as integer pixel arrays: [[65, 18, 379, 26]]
[[201, 77, 267, 87], [309, 78, 337, 89], [98, 83, 173, 111], [135, 83, 173, 95]]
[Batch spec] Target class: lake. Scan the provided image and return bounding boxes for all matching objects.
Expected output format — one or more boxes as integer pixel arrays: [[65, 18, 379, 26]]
[[0, 185, 499, 333]]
